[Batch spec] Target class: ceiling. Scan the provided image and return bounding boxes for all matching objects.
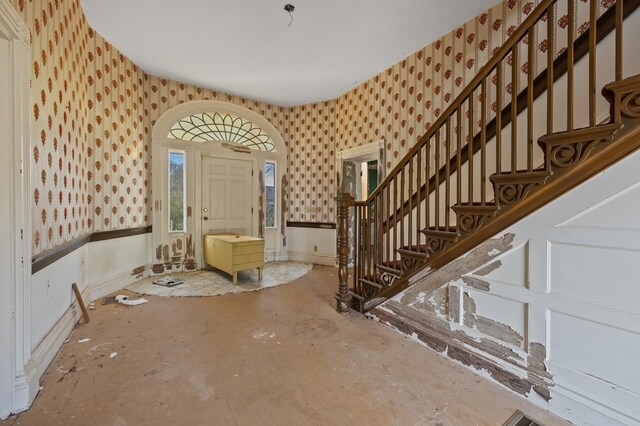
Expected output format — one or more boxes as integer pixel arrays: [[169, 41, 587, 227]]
[[81, 0, 498, 107]]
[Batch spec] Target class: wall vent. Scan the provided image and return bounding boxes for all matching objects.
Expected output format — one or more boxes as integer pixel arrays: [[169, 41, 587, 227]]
[[503, 411, 543, 426]]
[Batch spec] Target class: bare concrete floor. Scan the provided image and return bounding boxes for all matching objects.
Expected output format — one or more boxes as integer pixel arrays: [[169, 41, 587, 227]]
[[2, 266, 568, 426]]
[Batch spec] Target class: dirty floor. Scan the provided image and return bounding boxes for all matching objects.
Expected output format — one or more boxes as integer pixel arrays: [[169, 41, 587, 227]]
[[1, 266, 568, 426]]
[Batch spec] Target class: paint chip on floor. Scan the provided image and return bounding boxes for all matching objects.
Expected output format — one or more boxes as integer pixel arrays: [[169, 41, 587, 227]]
[[115, 295, 148, 306], [110, 352, 118, 358], [78, 338, 91, 343], [252, 330, 276, 339]]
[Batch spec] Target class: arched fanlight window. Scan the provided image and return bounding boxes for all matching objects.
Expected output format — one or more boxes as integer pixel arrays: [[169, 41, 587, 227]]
[[168, 112, 276, 152]]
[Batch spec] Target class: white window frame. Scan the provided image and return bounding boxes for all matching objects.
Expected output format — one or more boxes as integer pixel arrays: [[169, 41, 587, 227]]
[[168, 149, 187, 233], [264, 160, 277, 229]]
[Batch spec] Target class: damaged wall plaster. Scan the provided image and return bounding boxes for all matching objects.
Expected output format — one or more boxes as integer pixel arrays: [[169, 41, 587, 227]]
[[398, 233, 514, 306], [374, 301, 553, 401], [152, 234, 197, 274], [374, 233, 554, 402]]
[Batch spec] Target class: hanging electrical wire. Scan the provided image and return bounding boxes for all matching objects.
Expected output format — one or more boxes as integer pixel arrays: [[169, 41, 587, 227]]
[[284, 4, 295, 27]]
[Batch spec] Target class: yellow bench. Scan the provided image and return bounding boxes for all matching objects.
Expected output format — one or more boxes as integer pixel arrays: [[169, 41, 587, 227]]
[[203, 234, 264, 284]]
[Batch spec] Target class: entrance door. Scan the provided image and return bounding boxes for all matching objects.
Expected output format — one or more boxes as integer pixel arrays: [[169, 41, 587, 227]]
[[202, 157, 253, 236]]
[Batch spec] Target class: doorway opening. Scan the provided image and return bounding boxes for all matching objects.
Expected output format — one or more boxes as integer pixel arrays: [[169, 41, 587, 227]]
[[336, 140, 386, 266], [151, 101, 287, 273]]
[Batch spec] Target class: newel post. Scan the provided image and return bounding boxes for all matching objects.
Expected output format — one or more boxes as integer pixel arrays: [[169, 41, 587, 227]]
[[335, 192, 354, 313]]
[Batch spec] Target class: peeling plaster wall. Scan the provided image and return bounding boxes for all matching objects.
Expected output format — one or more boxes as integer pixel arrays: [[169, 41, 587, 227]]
[[374, 147, 640, 425]]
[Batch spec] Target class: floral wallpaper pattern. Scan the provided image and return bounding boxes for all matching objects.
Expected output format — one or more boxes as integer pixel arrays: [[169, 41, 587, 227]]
[[11, 0, 611, 256]]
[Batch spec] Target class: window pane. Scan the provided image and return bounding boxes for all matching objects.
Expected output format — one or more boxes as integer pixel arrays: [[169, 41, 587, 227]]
[[169, 152, 185, 232], [168, 112, 276, 152], [265, 162, 276, 228]]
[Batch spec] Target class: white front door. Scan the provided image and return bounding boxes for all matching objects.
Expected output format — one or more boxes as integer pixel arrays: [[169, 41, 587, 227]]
[[202, 156, 253, 236]]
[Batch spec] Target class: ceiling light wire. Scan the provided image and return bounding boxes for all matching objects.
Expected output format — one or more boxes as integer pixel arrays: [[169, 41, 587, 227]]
[[284, 4, 295, 27]]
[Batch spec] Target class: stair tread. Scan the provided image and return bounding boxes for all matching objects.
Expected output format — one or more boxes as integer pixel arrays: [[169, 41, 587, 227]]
[[348, 290, 364, 301], [377, 261, 402, 273], [378, 259, 402, 268], [422, 226, 458, 233], [538, 123, 621, 147], [453, 202, 498, 209], [359, 277, 382, 289], [398, 244, 428, 254], [603, 74, 640, 92], [422, 229, 459, 241], [490, 170, 551, 181]]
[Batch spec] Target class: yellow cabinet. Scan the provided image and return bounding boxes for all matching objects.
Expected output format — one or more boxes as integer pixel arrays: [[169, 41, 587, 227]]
[[203, 234, 264, 284]]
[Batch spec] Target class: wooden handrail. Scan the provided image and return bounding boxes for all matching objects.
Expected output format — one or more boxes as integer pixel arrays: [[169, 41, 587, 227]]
[[337, 0, 640, 313], [382, 0, 640, 231], [365, 0, 555, 202]]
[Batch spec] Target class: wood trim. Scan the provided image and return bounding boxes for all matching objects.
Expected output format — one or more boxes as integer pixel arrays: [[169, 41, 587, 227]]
[[31, 235, 90, 274], [286, 221, 337, 229], [31, 226, 152, 274], [90, 226, 152, 242], [365, 0, 556, 202], [384, 0, 640, 230], [373, 119, 640, 306]]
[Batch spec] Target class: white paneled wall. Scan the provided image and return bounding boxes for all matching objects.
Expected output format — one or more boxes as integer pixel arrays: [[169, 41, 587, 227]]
[[386, 147, 640, 425]]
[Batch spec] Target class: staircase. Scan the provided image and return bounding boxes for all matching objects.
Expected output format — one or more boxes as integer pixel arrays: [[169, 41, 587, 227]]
[[335, 0, 640, 314]]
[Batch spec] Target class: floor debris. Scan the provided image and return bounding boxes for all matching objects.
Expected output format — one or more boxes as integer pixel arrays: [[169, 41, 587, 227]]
[[115, 295, 148, 306], [102, 296, 117, 305], [152, 276, 185, 287], [87, 342, 113, 355], [110, 352, 118, 359], [78, 338, 91, 343]]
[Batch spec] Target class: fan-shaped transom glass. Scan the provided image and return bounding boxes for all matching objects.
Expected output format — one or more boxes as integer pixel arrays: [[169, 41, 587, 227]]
[[168, 112, 276, 152]]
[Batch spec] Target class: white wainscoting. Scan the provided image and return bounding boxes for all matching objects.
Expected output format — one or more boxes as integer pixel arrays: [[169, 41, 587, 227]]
[[14, 233, 152, 418], [286, 227, 336, 266], [445, 150, 640, 425], [383, 148, 640, 425]]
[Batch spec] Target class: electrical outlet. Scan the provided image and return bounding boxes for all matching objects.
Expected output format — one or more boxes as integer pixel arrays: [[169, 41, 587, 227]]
[[313, 245, 318, 252]]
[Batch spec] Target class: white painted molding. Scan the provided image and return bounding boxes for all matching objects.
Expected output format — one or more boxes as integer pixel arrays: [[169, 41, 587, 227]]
[[336, 139, 384, 160], [22, 285, 91, 412], [287, 250, 336, 266], [89, 269, 150, 301], [265, 250, 288, 262], [0, 0, 29, 43], [0, 0, 32, 417]]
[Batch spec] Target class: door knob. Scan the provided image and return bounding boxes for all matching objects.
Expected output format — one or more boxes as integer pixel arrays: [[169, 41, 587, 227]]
[[203, 216, 209, 220]]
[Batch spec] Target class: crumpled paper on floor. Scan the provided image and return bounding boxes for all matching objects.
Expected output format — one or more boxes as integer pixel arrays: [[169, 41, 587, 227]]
[[115, 295, 148, 306]]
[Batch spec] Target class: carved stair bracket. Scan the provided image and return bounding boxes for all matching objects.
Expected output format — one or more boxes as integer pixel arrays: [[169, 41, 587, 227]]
[[377, 264, 401, 287], [361, 283, 379, 300], [422, 230, 459, 256], [603, 74, 640, 120], [349, 290, 365, 313], [397, 248, 427, 274], [490, 171, 552, 206], [380, 271, 399, 287], [452, 204, 499, 236], [539, 123, 621, 170]]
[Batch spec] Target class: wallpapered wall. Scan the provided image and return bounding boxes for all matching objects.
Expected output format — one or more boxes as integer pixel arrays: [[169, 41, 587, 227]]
[[12, 0, 608, 256], [334, 0, 607, 164]]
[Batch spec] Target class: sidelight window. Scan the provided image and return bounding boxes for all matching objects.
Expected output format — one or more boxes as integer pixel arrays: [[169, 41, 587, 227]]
[[264, 162, 276, 228], [168, 150, 186, 232]]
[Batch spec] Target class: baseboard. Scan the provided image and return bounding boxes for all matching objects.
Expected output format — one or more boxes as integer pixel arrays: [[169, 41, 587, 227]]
[[264, 250, 288, 262], [11, 268, 149, 418], [15, 285, 91, 417], [89, 267, 150, 301], [287, 250, 335, 266]]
